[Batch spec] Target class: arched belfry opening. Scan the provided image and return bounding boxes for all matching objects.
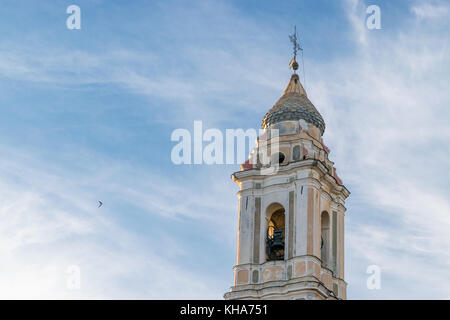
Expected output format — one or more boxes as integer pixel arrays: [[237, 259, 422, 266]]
[[321, 211, 330, 267], [265, 203, 285, 261]]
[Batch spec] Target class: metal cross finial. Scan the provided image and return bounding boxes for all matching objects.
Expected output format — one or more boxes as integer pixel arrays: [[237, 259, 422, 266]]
[[289, 25, 303, 60], [289, 26, 302, 72]]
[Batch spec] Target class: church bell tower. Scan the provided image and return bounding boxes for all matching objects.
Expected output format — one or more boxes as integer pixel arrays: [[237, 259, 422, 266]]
[[224, 29, 350, 300]]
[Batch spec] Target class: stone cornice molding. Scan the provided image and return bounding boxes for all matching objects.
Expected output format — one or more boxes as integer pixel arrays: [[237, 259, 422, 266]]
[[232, 160, 350, 198]]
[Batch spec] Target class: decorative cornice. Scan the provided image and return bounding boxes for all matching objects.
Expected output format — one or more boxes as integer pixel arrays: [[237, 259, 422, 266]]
[[232, 160, 350, 197]]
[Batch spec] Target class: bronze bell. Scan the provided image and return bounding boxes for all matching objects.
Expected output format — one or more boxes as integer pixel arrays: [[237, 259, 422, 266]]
[[271, 229, 284, 250], [267, 227, 285, 260]]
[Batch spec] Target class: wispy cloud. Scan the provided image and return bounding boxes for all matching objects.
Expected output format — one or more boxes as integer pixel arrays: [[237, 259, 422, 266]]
[[0, 144, 235, 299], [411, 2, 449, 20], [345, 0, 369, 46], [0, 0, 449, 299], [307, 0, 450, 299]]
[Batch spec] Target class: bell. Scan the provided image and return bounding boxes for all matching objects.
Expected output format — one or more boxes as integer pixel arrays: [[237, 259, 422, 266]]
[[271, 229, 284, 250], [266, 226, 285, 261]]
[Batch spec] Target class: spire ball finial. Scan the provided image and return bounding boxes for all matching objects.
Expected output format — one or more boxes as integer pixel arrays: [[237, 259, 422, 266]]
[[289, 57, 299, 71]]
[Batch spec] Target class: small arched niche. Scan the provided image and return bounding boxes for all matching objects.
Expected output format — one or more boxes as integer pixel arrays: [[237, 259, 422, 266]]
[[321, 211, 330, 267], [271, 152, 286, 166], [265, 203, 286, 261]]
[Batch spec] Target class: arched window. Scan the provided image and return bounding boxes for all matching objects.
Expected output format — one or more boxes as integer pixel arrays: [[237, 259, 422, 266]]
[[266, 207, 285, 261], [271, 152, 286, 166], [321, 211, 330, 267]]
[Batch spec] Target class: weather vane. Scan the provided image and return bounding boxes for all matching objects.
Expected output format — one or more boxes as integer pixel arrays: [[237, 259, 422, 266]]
[[289, 25, 302, 72]]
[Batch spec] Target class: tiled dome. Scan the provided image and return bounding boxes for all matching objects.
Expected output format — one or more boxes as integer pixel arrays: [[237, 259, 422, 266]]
[[261, 74, 325, 135]]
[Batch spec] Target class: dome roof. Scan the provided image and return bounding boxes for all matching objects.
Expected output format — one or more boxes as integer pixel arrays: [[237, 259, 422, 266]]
[[261, 74, 325, 135]]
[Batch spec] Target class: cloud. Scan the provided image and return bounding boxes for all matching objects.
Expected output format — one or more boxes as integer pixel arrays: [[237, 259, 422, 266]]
[[304, 0, 450, 299], [0, 0, 449, 299], [0, 145, 235, 299], [345, 0, 369, 46], [411, 3, 449, 20]]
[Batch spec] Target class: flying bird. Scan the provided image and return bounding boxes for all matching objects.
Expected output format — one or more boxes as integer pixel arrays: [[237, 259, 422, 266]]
[[98, 201, 103, 208]]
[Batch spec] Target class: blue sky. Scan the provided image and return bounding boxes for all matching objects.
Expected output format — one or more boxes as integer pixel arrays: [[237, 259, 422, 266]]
[[0, 0, 449, 299]]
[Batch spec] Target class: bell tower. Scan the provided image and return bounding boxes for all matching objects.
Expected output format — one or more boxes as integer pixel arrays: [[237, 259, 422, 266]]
[[224, 29, 350, 300]]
